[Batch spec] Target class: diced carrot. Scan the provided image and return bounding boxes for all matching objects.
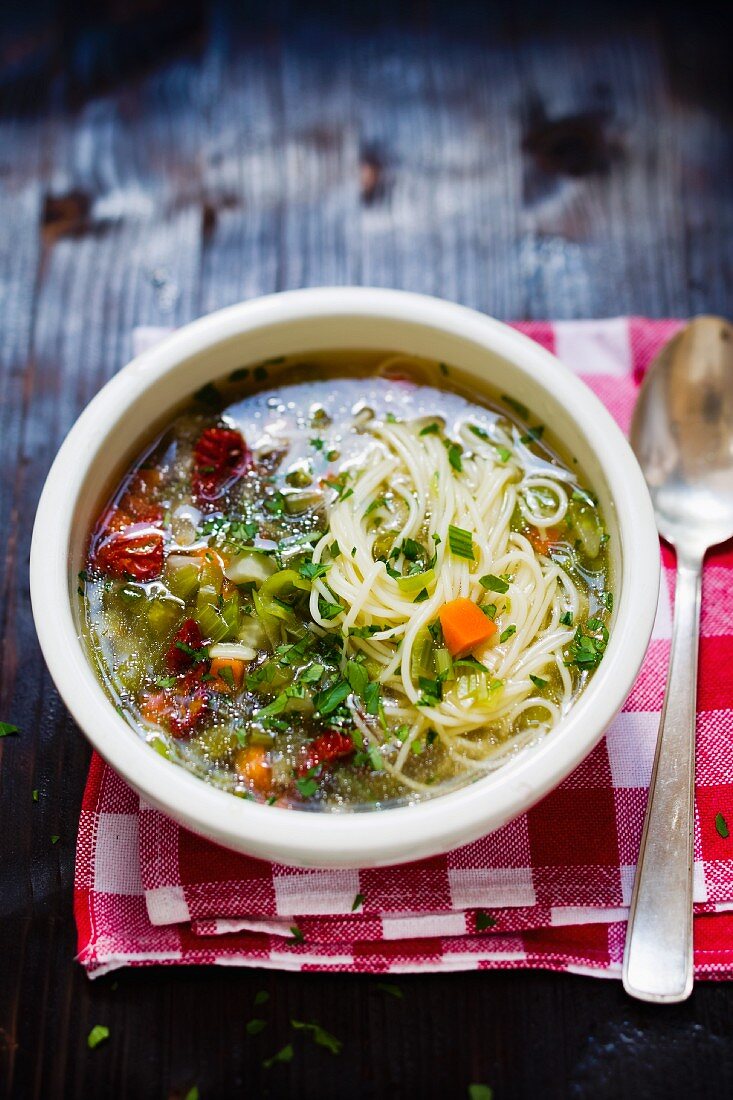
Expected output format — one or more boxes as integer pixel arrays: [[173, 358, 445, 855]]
[[439, 597, 498, 659], [209, 657, 246, 693], [234, 745, 271, 793], [527, 526, 560, 555]]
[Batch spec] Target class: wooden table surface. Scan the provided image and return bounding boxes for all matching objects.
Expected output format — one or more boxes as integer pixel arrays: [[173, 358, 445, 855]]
[[2, 2, 732, 1097]]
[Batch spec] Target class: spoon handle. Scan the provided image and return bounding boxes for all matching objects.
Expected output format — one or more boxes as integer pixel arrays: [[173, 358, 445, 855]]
[[622, 556, 702, 1002]]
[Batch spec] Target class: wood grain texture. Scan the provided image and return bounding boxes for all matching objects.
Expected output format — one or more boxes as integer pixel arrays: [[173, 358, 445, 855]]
[[1, 2, 732, 1097]]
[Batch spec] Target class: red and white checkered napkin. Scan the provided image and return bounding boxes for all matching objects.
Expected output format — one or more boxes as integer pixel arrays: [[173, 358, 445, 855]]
[[74, 318, 733, 979]]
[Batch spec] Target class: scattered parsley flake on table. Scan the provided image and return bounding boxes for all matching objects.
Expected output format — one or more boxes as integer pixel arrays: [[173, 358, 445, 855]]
[[291, 1020, 343, 1054], [0, 721, 19, 737], [87, 1025, 110, 1049], [375, 982, 403, 998], [715, 812, 730, 839], [246, 1019, 267, 1036], [475, 911, 497, 931], [263, 1043, 294, 1069]]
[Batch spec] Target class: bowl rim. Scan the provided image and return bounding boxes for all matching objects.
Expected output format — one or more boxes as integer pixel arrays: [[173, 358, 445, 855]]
[[30, 287, 660, 867]]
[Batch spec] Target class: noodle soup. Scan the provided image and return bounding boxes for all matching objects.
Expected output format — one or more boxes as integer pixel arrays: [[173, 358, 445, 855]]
[[78, 353, 613, 809]]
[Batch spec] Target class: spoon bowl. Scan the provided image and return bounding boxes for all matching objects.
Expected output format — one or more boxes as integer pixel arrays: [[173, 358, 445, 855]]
[[630, 317, 733, 557]]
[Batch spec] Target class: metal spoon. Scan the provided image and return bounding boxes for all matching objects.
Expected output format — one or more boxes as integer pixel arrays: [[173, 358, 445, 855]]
[[623, 315, 733, 1002]]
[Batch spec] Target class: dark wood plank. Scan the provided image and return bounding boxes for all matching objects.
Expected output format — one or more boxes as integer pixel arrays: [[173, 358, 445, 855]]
[[2, 2, 733, 1098]]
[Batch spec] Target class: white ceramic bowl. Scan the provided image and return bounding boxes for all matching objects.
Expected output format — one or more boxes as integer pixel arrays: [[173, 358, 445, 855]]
[[31, 288, 660, 868]]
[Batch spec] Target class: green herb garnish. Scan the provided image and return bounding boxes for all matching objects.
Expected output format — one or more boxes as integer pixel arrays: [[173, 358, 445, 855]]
[[263, 1043, 294, 1069], [445, 441, 463, 472], [291, 1020, 343, 1055], [419, 422, 441, 436], [246, 1019, 268, 1036], [501, 394, 529, 419], [530, 674, 548, 689], [289, 924, 305, 944], [448, 525, 474, 560], [499, 625, 516, 643], [475, 911, 497, 931], [351, 892, 365, 911], [313, 680, 350, 716], [479, 574, 509, 594], [375, 982, 403, 998], [87, 1025, 110, 1050], [715, 812, 729, 839], [0, 722, 19, 737]]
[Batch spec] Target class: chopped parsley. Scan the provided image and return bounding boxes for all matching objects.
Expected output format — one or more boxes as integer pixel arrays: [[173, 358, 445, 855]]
[[499, 625, 516, 643], [289, 924, 305, 944], [254, 990, 270, 1007], [566, 619, 609, 670], [375, 982, 403, 998], [519, 424, 545, 444], [560, 610, 574, 626], [715, 812, 729, 839], [246, 1019, 268, 1036], [351, 892, 365, 911], [419, 422, 441, 436], [0, 722, 19, 737], [479, 574, 509, 594], [313, 680, 350, 716], [291, 1020, 343, 1055], [262, 1044, 294, 1069], [445, 440, 463, 472], [318, 597, 344, 620], [296, 777, 318, 798], [299, 560, 329, 581], [502, 394, 529, 420], [475, 911, 497, 931], [599, 590, 614, 612], [87, 1024, 110, 1050], [468, 1086, 494, 1100], [530, 674, 548, 690], [364, 496, 388, 516]]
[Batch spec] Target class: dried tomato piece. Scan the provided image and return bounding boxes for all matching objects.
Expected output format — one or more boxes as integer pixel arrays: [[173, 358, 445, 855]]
[[139, 682, 209, 740], [166, 619, 205, 673], [298, 730, 355, 776], [192, 427, 250, 504], [168, 688, 209, 738], [93, 526, 164, 581]]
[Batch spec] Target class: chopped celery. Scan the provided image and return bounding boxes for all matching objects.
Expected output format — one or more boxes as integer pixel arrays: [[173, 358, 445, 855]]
[[452, 672, 503, 705], [220, 593, 240, 639], [410, 627, 434, 680], [194, 602, 229, 642], [284, 489, 322, 515], [260, 569, 311, 600], [197, 555, 223, 610], [567, 498, 603, 559], [435, 647, 454, 681], [252, 588, 284, 648], [148, 736, 171, 759], [147, 598, 183, 636], [165, 562, 200, 601], [396, 567, 436, 595]]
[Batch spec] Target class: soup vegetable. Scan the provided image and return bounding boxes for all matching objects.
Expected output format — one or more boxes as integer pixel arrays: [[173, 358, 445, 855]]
[[79, 354, 613, 810]]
